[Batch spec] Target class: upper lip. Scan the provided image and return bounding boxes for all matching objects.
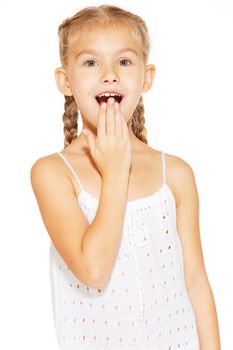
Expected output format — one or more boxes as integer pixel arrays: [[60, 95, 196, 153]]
[[95, 90, 124, 97]]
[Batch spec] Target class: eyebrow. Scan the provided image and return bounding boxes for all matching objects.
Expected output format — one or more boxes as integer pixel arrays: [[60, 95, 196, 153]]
[[75, 48, 139, 59]]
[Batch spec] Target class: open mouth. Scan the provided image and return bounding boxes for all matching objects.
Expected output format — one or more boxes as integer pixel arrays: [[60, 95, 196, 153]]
[[95, 93, 123, 105]]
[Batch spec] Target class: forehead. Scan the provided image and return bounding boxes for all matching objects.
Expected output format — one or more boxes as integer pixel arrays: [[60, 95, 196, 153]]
[[69, 25, 143, 58]]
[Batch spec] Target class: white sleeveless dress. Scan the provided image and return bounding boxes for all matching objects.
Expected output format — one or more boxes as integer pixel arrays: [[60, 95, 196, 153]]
[[49, 151, 200, 349]]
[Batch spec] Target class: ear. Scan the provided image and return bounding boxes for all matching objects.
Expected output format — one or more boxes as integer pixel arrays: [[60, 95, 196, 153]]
[[142, 64, 156, 93], [54, 67, 73, 96]]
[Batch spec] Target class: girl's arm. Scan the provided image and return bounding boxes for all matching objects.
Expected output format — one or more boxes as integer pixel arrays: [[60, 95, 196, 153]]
[[30, 155, 129, 290], [171, 156, 221, 350]]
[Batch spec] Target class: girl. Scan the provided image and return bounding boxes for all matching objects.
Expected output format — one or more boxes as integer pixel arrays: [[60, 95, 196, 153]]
[[30, 4, 221, 350]]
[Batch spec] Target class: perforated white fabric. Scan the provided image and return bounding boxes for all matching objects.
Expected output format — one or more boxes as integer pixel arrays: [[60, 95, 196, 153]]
[[49, 151, 200, 349]]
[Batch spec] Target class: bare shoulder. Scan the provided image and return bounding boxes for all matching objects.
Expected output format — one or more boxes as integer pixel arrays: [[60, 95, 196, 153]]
[[30, 152, 62, 171], [31, 152, 59, 181], [140, 146, 197, 205], [163, 151, 198, 206], [30, 152, 75, 194]]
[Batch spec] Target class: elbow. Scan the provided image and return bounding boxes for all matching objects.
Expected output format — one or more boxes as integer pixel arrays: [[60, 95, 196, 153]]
[[81, 274, 107, 290], [71, 266, 104, 290], [76, 262, 107, 290], [88, 269, 109, 290], [90, 279, 107, 290], [81, 252, 109, 290]]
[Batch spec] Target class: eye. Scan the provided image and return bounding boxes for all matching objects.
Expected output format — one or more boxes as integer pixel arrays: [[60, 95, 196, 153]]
[[83, 60, 97, 67], [119, 59, 132, 66]]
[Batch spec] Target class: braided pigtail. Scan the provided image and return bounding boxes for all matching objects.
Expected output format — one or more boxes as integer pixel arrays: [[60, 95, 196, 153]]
[[131, 96, 148, 144], [63, 95, 78, 148]]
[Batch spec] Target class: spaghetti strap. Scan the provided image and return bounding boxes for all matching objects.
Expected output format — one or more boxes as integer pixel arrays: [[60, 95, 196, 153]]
[[161, 151, 166, 184], [56, 152, 84, 192]]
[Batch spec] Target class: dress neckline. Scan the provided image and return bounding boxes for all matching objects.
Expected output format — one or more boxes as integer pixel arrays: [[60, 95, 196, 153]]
[[77, 182, 175, 209]]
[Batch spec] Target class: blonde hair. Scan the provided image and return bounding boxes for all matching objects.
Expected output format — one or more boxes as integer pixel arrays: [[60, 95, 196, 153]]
[[57, 4, 151, 148]]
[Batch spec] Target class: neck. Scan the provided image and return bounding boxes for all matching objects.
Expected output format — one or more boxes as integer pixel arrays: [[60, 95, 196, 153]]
[[70, 119, 147, 154]]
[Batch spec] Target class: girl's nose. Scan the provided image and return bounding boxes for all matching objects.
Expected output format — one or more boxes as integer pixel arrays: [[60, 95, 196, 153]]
[[101, 66, 119, 83], [103, 77, 118, 83]]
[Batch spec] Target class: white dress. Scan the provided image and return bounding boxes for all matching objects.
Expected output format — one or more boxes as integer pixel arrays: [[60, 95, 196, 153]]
[[49, 151, 200, 349]]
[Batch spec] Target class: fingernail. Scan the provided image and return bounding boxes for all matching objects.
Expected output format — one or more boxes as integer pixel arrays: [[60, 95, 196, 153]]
[[108, 97, 114, 104]]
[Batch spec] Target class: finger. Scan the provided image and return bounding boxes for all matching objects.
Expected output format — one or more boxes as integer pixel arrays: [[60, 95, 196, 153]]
[[106, 97, 115, 136], [97, 102, 107, 139], [121, 113, 129, 140], [114, 102, 122, 138]]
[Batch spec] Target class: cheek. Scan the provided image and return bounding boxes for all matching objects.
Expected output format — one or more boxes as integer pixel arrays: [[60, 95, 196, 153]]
[[128, 77, 144, 103], [126, 70, 144, 92], [70, 78, 92, 104]]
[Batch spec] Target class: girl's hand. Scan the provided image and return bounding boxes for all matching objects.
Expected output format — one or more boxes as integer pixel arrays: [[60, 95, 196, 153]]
[[82, 97, 132, 181]]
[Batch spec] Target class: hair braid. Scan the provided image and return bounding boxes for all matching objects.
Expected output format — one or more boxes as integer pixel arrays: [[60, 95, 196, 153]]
[[63, 95, 78, 148], [131, 96, 148, 144]]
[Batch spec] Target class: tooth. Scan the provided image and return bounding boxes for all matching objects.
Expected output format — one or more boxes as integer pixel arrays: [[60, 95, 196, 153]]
[[98, 93, 121, 98]]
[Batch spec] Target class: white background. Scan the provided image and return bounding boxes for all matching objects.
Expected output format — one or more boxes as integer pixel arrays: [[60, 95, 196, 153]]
[[0, 0, 232, 348]]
